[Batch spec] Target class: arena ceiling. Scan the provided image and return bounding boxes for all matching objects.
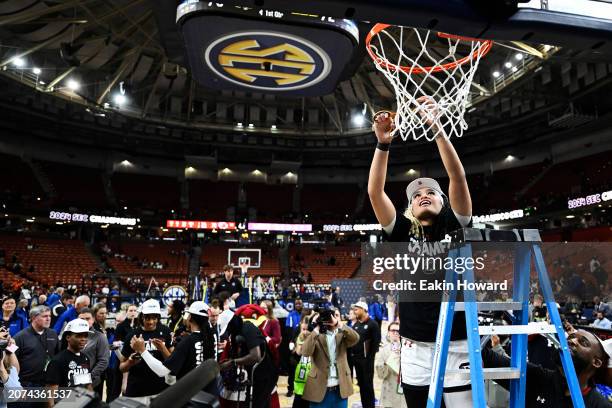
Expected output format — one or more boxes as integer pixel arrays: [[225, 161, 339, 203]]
[[1, 0, 612, 163]]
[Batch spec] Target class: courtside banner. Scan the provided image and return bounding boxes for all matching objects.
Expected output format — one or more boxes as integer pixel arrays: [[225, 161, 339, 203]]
[[358, 241, 610, 304], [166, 220, 236, 230]]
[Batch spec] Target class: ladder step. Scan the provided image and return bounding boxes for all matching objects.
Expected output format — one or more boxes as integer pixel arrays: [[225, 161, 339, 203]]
[[478, 322, 557, 335], [445, 367, 521, 381], [455, 301, 523, 311]]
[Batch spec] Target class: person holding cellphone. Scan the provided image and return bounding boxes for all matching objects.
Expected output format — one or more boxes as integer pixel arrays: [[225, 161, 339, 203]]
[[119, 299, 173, 405]]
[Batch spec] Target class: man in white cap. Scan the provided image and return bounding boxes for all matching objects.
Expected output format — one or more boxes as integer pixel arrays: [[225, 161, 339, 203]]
[[119, 299, 173, 404], [131, 300, 216, 383], [350, 302, 381, 408], [45, 318, 92, 406]]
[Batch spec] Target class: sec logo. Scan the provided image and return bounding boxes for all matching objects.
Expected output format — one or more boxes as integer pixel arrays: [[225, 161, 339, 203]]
[[205, 31, 331, 91], [163, 285, 187, 306]]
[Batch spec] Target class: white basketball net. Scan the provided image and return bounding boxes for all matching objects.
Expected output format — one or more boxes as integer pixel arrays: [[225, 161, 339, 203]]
[[239, 262, 249, 275], [367, 26, 492, 141]]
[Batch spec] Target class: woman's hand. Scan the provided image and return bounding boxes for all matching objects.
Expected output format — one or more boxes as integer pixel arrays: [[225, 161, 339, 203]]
[[151, 338, 167, 353], [415, 95, 441, 130], [372, 111, 395, 144]]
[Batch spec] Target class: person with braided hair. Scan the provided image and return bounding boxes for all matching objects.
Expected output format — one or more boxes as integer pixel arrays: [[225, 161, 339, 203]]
[[368, 97, 474, 408]]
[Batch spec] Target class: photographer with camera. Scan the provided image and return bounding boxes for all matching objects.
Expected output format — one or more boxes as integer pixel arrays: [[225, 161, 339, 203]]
[[300, 308, 359, 408]]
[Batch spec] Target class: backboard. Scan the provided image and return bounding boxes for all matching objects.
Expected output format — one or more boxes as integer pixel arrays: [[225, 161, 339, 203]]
[[228, 248, 261, 269]]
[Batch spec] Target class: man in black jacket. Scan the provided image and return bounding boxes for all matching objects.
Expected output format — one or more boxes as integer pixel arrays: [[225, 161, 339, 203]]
[[350, 302, 381, 408], [14, 306, 61, 408], [483, 330, 611, 407]]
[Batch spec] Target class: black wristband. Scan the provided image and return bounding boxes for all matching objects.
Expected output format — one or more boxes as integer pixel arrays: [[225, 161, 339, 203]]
[[376, 142, 390, 151]]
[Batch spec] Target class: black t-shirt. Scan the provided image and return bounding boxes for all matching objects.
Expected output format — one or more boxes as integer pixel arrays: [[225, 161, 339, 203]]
[[383, 207, 469, 342], [235, 322, 277, 378], [45, 350, 92, 387], [350, 318, 381, 359], [214, 278, 243, 296], [121, 324, 173, 397], [164, 330, 215, 379], [482, 347, 612, 408], [115, 319, 136, 342]]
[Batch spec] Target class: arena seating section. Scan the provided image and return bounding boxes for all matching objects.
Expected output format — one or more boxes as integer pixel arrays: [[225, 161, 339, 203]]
[[189, 180, 239, 219], [290, 243, 361, 284], [245, 183, 293, 220], [301, 184, 360, 222], [105, 240, 189, 285], [0, 234, 98, 285], [36, 161, 107, 208], [0, 150, 609, 222], [112, 173, 180, 211], [0, 153, 43, 199]]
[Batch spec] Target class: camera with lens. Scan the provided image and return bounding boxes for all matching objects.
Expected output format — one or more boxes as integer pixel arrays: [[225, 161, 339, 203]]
[[309, 309, 335, 335]]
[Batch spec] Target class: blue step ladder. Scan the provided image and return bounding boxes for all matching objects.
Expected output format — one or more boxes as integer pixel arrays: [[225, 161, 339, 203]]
[[426, 228, 585, 408]]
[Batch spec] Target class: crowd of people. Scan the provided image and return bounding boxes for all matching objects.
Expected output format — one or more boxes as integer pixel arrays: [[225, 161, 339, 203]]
[[0, 266, 608, 408]]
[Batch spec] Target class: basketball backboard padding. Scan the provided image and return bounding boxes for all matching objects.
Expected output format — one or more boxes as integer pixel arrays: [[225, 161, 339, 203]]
[[210, 0, 612, 52]]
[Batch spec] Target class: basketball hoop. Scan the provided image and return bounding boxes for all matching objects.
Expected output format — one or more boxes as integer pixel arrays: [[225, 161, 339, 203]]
[[366, 24, 492, 141]]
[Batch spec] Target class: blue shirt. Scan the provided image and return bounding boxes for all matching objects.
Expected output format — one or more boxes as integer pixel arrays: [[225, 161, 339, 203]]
[[1, 313, 28, 337], [286, 310, 301, 328], [368, 303, 383, 321], [15, 308, 28, 322], [53, 306, 77, 333], [46, 293, 60, 307]]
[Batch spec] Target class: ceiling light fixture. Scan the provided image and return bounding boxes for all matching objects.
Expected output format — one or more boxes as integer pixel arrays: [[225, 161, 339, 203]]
[[66, 79, 80, 91]]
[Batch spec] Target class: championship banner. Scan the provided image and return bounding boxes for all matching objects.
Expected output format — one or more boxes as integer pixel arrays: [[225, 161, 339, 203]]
[[49, 211, 137, 226], [166, 220, 236, 230]]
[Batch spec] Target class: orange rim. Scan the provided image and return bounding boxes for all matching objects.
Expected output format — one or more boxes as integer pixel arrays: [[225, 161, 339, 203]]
[[365, 23, 493, 75]]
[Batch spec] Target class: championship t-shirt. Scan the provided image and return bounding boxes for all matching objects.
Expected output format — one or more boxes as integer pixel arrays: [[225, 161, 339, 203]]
[[45, 350, 92, 387], [164, 330, 215, 379], [383, 206, 469, 342], [121, 324, 173, 397]]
